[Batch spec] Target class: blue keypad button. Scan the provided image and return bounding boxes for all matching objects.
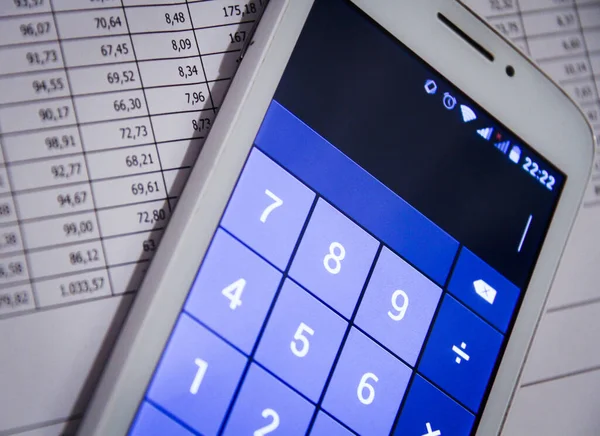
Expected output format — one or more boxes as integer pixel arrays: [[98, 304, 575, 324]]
[[322, 328, 412, 436], [185, 229, 282, 354], [222, 363, 314, 436], [289, 198, 379, 318], [147, 314, 246, 436], [394, 376, 474, 436], [355, 246, 442, 366], [221, 148, 315, 270], [255, 278, 346, 402], [448, 247, 520, 333], [418, 295, 503, 412], [256, 101, 459, 285], [310, 412, 354, 436], [129, 402, 194, 436]]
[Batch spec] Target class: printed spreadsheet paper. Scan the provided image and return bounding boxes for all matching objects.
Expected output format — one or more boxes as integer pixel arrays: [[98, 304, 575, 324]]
[[0, 0, 598, 435], [0, 1, 264, 435], [464, 0, 600, 434]]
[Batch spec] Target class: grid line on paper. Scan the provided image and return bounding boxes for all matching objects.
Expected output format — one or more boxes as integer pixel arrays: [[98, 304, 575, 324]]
[[47, 0, 114, 296], [0, 127, 38, 309], [0, 2, 263, 434], [120, 0, 173, 215], [185, 0, 218, 114], [0, 1, 258, 318], [573, 1, 600, 133], [514, 0, 532, 56]]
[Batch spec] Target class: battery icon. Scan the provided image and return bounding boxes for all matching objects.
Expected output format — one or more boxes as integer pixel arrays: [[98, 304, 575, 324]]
[[509, 146, 521, 164]]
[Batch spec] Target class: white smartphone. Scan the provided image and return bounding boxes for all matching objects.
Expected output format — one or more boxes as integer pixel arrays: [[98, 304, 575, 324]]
[[80, 0, 594, 435]]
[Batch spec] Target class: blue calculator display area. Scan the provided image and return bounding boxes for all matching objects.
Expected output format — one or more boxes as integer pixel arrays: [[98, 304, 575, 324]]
[[130, 102, 536, 436]]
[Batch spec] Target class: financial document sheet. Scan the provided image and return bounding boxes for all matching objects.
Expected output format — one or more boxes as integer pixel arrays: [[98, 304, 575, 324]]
[[0, 0, 598, 435], [0, 1, 263, 434]]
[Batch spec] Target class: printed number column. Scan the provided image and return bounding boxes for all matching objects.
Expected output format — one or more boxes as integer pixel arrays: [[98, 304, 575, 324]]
[[576, 0, 600, 205], [576, 0, 600, 134], [188, 0, 266, 111], [0, 1, 82, 315], [521, 1, 594, 116], [54, 0, 170, 295], [16, 0, 115, 309], [0, 3, 55, 316], [122, 0, 217, 215]]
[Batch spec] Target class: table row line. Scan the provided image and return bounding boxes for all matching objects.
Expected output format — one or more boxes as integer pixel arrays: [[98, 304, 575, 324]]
[[0, 260, 146, 316], [0, 102, 215, 141], [0, 198, 178, 255], [0, 139, 200, 181], [0, 4, 259, 45], [0, 62, 233, 105], [536, 53, 600, 84], [0, 225, 165, 289], [4, 54, 596, 107], [579, 102, 600, 129], [498, 29, 600, 61], [0, 0, 265, 22], [0, 167, 188, 222], [490, 18, 599, 42], [474, 0, 599, 19], [484, 4, 599, 36], [0, 85, 227, 130], [561, 79, 600, 107], [0, 196, 178, 249], [0, 138, 204, 174], [1, 30, 246, 75]]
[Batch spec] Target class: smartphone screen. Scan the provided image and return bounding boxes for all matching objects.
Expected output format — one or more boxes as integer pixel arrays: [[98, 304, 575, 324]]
[[128, 1, 565, 435]]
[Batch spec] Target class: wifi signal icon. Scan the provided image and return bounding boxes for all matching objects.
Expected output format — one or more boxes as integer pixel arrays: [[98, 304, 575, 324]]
[[460, 105, 477, 123], [477, 127, 494, 141]]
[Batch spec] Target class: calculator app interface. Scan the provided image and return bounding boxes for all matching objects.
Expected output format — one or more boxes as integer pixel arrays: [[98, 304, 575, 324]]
[[129, 1, 564, 435]]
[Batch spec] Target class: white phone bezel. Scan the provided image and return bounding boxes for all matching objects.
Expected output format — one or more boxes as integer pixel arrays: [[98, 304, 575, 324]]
[[80, 0, 594, 434]]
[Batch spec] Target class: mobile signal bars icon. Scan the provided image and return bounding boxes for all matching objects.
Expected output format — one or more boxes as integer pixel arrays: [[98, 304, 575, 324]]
[[460, 105, 477, 123], [494, 141, 510, 154], [477, 127, 494, 141]]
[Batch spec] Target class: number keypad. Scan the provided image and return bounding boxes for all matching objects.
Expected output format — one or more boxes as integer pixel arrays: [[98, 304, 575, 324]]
[[355, 246, 442, 366], [132, 100, 520, 434], [222, 364, 314, 436], [221, 148, 315, 270], [322, 328, 412, 436], [255, 279, 346, 401], [289, 198, 378, 318], [184, 228, 282, 354], [146, 314, 246, 436]]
